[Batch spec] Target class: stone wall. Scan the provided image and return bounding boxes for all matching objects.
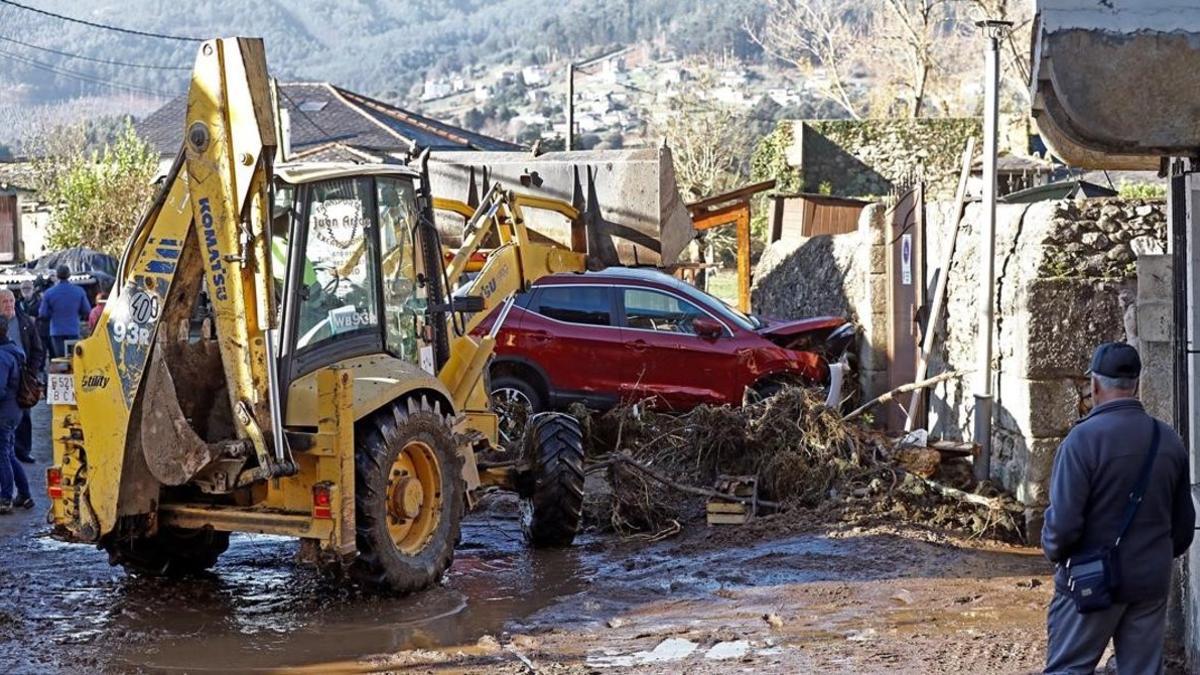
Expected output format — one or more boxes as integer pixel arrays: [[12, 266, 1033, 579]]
[[752, 204, 892, 405], [925, 198, 1165, 533], [753, 194, 1168, 534], [751, 119, 982, 200]]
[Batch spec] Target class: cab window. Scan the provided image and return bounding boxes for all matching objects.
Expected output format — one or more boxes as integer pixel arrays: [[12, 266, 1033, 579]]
[[295, 177, 379, 350], [376, 177, 422, 363]]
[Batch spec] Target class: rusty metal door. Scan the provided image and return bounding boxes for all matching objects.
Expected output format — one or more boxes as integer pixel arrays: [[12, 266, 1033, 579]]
[[884, 183, 925, 431], [0, 196, 16, 263]]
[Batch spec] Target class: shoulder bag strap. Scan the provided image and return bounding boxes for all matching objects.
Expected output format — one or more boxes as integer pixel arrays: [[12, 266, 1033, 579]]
[[1114, 419, 1162, 548]]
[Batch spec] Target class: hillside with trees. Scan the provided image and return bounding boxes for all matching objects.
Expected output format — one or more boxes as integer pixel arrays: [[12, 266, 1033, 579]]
[[0, 0, 759, 105]]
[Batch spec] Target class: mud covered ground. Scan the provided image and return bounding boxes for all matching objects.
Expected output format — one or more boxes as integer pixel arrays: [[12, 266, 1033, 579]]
[[1, 404, 1063, 673]]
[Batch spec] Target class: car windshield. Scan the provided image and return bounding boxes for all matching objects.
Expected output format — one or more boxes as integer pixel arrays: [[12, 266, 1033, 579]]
[[674, 280, 761, 331]]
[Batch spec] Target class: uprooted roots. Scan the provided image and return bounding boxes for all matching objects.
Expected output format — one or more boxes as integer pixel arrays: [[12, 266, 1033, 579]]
[[574, 388, 1026, 544]]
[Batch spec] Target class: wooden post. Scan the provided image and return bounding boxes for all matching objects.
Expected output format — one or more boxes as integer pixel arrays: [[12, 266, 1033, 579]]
[[684, 180, 776, 314], [736, 207, 752, 312], [905, 138, 976, 431]]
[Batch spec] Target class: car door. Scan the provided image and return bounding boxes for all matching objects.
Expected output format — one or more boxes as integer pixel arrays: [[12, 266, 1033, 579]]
[[518, 284, 627, 408], [617, 286, 739, 409]]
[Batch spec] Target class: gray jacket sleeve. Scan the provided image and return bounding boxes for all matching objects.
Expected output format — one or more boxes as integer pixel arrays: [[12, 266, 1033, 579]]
[[1042, 435, 1091, 563]]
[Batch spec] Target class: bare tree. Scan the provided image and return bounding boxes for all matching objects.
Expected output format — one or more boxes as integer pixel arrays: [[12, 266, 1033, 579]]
[[870, 0, 959, 118], [748, 0, 1029, 119], [746, 0, 868, 120], [650, 79, 749, 199]]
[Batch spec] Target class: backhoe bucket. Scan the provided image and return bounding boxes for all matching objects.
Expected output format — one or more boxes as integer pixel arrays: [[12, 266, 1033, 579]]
[[428, 147, 694, 268], [1034, 0, 1200, 168]]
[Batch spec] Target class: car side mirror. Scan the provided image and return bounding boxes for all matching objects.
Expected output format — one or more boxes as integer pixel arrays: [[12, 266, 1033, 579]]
[[693, 317, 723, 339]]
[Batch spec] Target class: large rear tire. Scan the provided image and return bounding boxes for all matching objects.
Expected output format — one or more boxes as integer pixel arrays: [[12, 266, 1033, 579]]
[[353, 396, 464, 594], [103, 527, 230, 576], [519, 413, 585, 548]]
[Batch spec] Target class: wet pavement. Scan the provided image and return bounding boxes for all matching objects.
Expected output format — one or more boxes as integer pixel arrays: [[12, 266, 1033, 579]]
[[0, 403, 1058, 674]]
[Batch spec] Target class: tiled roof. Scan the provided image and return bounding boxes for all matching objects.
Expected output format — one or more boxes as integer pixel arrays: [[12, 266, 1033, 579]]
[[0, 161, 38, 192], [136, 82, 521, 157]]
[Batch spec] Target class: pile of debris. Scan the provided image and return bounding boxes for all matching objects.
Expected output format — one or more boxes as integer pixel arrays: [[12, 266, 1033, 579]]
[[573, 388, 1026, 544]]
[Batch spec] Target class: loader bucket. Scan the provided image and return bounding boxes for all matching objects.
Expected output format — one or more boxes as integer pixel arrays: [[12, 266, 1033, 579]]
[[1033, 0, 1200, 168], [427, 147, 694, 268]]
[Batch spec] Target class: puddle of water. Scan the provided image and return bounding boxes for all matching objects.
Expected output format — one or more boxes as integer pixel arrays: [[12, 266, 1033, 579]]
[[3, 500, 595, 673]]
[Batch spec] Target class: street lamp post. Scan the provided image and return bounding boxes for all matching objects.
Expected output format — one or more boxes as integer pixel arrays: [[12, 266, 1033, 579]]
[[973, 19, 1012, 483], [566, 63, 575, 151]]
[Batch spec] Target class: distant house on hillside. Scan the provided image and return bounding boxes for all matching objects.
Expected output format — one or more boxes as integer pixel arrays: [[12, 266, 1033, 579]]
[[0, 162, 52, 262], [137, 82, 520, 168]]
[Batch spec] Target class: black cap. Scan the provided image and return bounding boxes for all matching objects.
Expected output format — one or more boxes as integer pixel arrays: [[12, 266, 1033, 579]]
[[1088, 342, 1141, 379]]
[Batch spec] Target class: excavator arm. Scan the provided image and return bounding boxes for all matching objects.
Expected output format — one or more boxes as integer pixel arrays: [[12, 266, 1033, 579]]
[[63, 38, 284, 539], [433, 187, 587, 442]]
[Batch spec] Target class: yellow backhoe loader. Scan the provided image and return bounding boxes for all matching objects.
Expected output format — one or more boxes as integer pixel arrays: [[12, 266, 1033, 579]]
[[43, 37, 679, 593]]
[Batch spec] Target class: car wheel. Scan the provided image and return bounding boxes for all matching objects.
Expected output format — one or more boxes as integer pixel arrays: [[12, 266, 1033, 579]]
[[744, 376, 808, 406], [491, 376, 544, 447]]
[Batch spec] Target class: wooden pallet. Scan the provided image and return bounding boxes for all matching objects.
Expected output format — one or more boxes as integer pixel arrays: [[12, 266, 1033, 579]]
[[706, 475, 758, 526]]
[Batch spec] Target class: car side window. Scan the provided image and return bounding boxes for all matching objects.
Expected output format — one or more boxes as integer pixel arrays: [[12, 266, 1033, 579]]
[[534, 286, 612, 326], [622, 288, 713, 335]]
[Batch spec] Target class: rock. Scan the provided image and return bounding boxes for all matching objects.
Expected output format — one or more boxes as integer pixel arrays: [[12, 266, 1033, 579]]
[[509, 634, 539, 650], [891, 589, 915, 604], [1105, 247, 1135, 265], [1135, 204, 1155, 217], [763, 613, 785, 629], [476, 635, 502, 654], [1080, 232, 1109, 249], [607, 617, 627, 629], [1130, 235, 1165, 256], [1097, 217, 1123, 234]]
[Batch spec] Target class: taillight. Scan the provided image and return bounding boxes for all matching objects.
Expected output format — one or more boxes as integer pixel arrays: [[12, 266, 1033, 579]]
[[312, 483, 332, 519], [47, 467, 63, 499]]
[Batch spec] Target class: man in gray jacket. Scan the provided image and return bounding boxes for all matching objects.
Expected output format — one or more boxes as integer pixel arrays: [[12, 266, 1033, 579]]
[[1043, 342, 1194, 674]]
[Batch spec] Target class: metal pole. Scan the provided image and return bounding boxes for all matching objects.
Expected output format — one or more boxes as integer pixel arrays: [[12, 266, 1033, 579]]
[[566, 63, 575, 151], [973, 20, 1010, 483]]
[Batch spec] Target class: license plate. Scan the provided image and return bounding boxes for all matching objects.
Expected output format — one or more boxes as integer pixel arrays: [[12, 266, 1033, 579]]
[[47, 373, 76, 406]]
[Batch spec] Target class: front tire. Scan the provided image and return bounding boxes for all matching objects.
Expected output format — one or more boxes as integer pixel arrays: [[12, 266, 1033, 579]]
[[353, 396, 464, 594], [103, 526, 230, 576], [520, 413, 585, 548]]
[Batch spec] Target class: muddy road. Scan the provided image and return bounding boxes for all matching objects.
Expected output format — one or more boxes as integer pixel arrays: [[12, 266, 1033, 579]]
[[1, 403, 1058, 673]]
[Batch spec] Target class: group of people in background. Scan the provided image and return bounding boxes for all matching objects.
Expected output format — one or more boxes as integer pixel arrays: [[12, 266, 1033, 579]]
[[0, 265, 92, 514]]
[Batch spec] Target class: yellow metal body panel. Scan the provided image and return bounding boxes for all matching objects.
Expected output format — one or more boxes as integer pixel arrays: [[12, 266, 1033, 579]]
[[134, 368, 353, 550], [285, 354, 454, 425], [49, 404, 94, 538]]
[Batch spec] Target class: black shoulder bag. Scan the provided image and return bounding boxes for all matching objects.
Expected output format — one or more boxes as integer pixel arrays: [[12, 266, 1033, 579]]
[[1065, 420, 1161, 613]]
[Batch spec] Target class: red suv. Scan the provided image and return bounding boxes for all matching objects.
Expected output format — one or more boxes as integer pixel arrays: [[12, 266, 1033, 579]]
[[482, 268, 854, 418]]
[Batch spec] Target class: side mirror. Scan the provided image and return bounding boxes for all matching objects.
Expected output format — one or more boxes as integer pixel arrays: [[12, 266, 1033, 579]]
[[693, 317, 723, 339]]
